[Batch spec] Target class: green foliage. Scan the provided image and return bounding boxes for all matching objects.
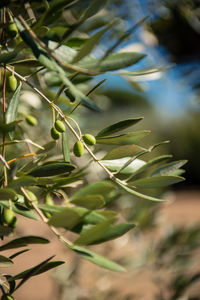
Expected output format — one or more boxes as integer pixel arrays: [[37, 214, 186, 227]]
[[0, 0, 187, 298]]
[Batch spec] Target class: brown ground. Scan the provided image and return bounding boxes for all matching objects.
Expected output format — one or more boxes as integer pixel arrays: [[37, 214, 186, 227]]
[[1, 189, 200, 300]]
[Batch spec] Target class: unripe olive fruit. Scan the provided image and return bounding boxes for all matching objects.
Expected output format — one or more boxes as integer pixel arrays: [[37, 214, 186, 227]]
[[82, 134, 96, 146], [8, 75, 17, 92], [73, 141, 84, 157], [54, 120, 65, 133], [51, 127, 61, 140], [24, 190, 38, 209], [8, 22, 18, 38], [3, 209, 17, 227], [26, 115, 38, 126]]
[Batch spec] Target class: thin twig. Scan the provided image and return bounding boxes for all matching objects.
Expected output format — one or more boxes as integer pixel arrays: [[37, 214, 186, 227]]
[[21, 187, 72, 246]]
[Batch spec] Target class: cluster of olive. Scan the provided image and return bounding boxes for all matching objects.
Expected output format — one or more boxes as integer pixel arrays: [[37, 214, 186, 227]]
[[50, 119, 96, 156], [51, 120, 66, 139], [73, 134, 96, 157]]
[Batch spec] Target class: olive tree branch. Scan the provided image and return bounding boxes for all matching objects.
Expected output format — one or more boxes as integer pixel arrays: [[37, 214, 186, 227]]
[[4, 65, 123, 183]]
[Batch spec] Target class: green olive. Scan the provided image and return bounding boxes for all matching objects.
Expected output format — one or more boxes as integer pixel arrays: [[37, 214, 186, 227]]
[[73, 141, 84, 157], [3, 209, 17, 227], [26, 115, 38, 126], [24, 190, 38, 209], [51, 127, 61, 140], [8, 22, 18, 38], [8, 75, 17, 92], [82, 134, 96, 146], [54, 120, 66, 133]]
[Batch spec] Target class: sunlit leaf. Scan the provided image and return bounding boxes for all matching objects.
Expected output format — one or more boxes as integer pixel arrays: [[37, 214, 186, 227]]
[[117, 182, 163, 202], [93, 222, 136, 244], [48, 207, 89, 229], [102, 158, 146, 174], [96, 131, 150, 145], [70, 244, 125, 271], [70, 194, 105, 210], [75, 220, 112, 245], [70, 180, 117, 203], [72, 24, 112, 64], [96, 118, 143, 137], [78, 52, 146, 72], [102, 144, 146, 160], [129, 175, 184, 189], [151, 160, 188, 177]]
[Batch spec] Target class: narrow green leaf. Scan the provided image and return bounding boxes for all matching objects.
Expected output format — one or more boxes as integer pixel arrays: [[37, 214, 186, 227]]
[[151, 160, 187, 177], [70, 244, 125, 271], [48, 207, 89, 229], [78, 52, 146, 72], [0, 236, 49, 251], [84, 210, 118, 225], [130, 175, 184, 189], [102, 144, 146, 160], [81, 0, 107, 21], [53, 173, 84, 188], [127, 154, 173, 181], [70, 194, 105, 210], [9, 249, 30, 260], [12, 260, 64, 280], [96, 131, 150, 145], [72, 24, 112, 64], [6, 83, 22, 139], [62, 131, 70, 163], [70, 180, 117, 203], [0, 188, 16, 200], [93, 223, 135, 244], [28, 162, 76, 177], [39, 204, 67, 215], [8, 176, 37, 189], [75, 220, 112, 245], [114, 67, 165, 77], [101, 158, 146, 174], [15, 256, 54, 290], [96, 118, 143, 137], [117, 182, 164, 202], [0, 255, 13, 267], [0, 51, 17, 63]]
